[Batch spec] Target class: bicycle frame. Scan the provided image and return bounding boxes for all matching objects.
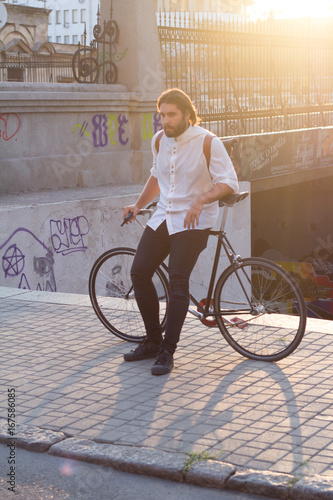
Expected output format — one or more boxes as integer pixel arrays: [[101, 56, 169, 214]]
[[158, 203, 249, 322]]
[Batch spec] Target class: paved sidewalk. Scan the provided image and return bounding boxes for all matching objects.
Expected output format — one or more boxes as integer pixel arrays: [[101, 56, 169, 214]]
[[1, 286, 333, 499]]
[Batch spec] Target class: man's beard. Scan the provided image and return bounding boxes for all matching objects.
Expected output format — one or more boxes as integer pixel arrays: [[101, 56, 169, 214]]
[[163, 117, 189, 138]]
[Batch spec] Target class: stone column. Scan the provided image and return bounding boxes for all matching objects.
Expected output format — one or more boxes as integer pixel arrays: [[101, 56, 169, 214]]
[[99, 0, 165, 184], [100, 0, 164, 99]]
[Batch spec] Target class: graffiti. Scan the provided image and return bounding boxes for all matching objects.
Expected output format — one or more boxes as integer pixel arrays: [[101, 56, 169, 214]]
[[142, 112, 162, 140], [255, 234, 333, 321], [50, 216, 90, 256], [72, 113, 129, 148], [72, 121, 91, 137], [2, 244, 25, 277], [313, 234, 333, 264], [98, 48, 128, 64], [0, 228, 56, 292], [0, 113, 21, 142], [72, 113, 162, 147]]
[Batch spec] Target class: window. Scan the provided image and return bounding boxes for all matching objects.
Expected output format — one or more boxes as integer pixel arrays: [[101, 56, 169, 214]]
[[64, 35, 70, 44], [72, 35, 78, 44], [64, 10, 70, 24], [72, 9, 78, 23], [48, 12, 52, 25], [48, 36, 52, 42], [56, 36, 62, 43], [81, 9, 86, 23], [56, 10, 61, 24]]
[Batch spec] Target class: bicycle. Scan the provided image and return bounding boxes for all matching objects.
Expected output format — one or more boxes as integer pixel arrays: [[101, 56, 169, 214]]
[[89, 191, 307, 362]]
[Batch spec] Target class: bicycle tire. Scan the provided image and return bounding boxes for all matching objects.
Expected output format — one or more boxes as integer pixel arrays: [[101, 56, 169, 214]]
[[214, 257, 307, 362], [89, 247, 169, 342]]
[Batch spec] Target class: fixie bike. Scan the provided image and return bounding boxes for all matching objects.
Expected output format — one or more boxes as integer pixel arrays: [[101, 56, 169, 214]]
[[89, 191, 307, 362]]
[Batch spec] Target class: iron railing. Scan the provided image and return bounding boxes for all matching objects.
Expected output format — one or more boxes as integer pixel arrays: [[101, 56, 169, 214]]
[[72, 5, 119, 84], [0, 53, 75, 83], [158, 11, 333, 135]]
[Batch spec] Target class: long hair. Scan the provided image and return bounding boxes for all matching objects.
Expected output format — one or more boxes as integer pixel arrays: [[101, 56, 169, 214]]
[[157, 88, 200, 125]]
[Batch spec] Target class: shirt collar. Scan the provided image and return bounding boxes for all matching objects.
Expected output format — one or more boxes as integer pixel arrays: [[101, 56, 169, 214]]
[[174, 124, 194, 143]]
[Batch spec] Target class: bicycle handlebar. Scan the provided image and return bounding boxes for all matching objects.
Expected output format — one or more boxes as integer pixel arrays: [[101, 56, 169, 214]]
[[121, 193, 249, 226], [121, 211, 134, 226], [121, 201, 158, 227]]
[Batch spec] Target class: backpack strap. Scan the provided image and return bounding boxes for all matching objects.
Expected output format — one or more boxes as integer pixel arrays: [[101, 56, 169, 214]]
[[155, 130, 164, 154], [203, 133, 215, 169]]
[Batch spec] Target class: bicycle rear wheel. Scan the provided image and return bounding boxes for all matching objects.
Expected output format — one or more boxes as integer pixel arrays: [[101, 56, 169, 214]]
[[89, 247, 169, 342], [214, 258, 307, 362]]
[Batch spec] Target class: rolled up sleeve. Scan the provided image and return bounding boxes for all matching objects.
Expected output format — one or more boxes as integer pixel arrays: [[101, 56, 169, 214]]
[[209, 137, 239, 193], [150, 133, 159, 178]]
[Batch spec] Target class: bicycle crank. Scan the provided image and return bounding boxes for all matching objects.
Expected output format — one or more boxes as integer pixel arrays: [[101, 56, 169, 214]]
[[197, 298, 217, 327]]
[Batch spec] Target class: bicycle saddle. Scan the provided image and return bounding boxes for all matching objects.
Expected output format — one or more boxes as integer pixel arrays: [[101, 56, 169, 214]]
[[219, 191, 249, 207]]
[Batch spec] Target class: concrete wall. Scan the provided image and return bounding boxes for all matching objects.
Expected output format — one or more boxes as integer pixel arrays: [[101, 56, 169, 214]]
[[0, 182, 250, 298], [0, 82, 163, 194]]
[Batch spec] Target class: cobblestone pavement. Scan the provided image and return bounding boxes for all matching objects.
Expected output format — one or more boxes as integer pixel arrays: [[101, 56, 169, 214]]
[[1, 287, 333, 498]]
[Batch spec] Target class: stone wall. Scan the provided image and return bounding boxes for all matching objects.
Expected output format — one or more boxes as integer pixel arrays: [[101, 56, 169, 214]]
[[0, 182, 250, 298], [0, 82, 162, 194]]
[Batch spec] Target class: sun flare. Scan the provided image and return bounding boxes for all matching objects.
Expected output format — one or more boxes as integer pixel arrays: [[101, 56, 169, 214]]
[[248, 0, 333, 19]]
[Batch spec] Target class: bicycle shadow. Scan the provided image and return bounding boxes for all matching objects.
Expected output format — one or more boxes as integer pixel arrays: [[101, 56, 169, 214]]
[[89, 351, 304, 476], [17, 321, 304, 475], [194, 358, 304, 470]]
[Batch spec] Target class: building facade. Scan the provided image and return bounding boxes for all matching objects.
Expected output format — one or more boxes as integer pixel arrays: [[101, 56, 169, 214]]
[[4, 0, 100, 45], [0, 3, 77, 82]]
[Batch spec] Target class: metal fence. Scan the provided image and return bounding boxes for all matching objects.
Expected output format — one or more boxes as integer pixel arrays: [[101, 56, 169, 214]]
[[158, 11, 333, 136], [0, 53, 75, 84]]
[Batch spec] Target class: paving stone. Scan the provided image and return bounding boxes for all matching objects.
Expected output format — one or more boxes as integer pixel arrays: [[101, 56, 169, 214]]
[[48, 438, 186, 482], [0, 419, 66, 452], [1, 288, 333, 497]]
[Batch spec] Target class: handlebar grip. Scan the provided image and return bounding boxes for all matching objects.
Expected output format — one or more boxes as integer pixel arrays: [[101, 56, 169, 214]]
[[121, 211, 134, 227]]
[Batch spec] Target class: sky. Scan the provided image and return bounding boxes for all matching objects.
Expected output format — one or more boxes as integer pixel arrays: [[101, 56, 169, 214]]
[[247, 0, 333, 19]]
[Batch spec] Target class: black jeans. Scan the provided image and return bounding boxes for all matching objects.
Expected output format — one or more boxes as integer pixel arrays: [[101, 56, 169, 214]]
[[131, 220, 210, 354]]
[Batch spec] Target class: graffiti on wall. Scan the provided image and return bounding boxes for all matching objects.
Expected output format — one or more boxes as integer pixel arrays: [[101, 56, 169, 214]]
[[0, 228, 56, 292], [255, 233, 333, 321], [72, 112, 162, 147], [232, 127, 333, 182], [0, 113, 21, 142], [72, 113, 129, 147], [1, 215, 90, 292], [142, 113, 162, 141], [50, 216, 90, 256]]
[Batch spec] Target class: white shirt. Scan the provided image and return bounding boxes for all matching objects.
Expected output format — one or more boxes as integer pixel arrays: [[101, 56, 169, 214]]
[[148, 125, 239, 235]]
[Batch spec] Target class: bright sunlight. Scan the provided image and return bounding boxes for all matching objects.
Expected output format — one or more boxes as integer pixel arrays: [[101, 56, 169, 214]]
[[247, 0, 333, 19]]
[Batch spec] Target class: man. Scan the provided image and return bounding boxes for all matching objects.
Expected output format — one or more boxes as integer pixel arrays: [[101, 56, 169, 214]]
[[123, 88, 239, 376]]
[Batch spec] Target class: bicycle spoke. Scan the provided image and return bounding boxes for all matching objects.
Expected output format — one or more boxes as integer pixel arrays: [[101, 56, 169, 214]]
[[89, 249, 169, 342], [214, 258, 306, 361]]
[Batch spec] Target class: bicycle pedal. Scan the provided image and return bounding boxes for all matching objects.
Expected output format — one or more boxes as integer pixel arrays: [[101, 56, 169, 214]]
[[230, 317, 248, 329]]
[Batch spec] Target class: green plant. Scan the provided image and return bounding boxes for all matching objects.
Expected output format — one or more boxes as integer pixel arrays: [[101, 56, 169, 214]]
[[183, 451, 217, 473]]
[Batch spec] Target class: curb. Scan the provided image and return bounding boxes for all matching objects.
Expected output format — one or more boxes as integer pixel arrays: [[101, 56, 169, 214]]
[[1, 420, 333, 499]]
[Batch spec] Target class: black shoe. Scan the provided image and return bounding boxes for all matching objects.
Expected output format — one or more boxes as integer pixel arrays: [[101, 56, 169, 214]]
[[123, 338, 160, 362], [151, 348, 174, 376]]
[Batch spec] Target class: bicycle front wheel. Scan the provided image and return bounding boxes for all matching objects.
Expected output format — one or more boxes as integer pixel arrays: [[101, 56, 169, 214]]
[[214, 258, 307, 362], [89, 247, 169, 342]]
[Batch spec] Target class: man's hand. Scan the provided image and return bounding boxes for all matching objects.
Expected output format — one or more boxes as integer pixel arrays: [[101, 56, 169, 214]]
[[183, 183, 235, 230], [123, 204, 141, 224], [184, 197, 204, 230]]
